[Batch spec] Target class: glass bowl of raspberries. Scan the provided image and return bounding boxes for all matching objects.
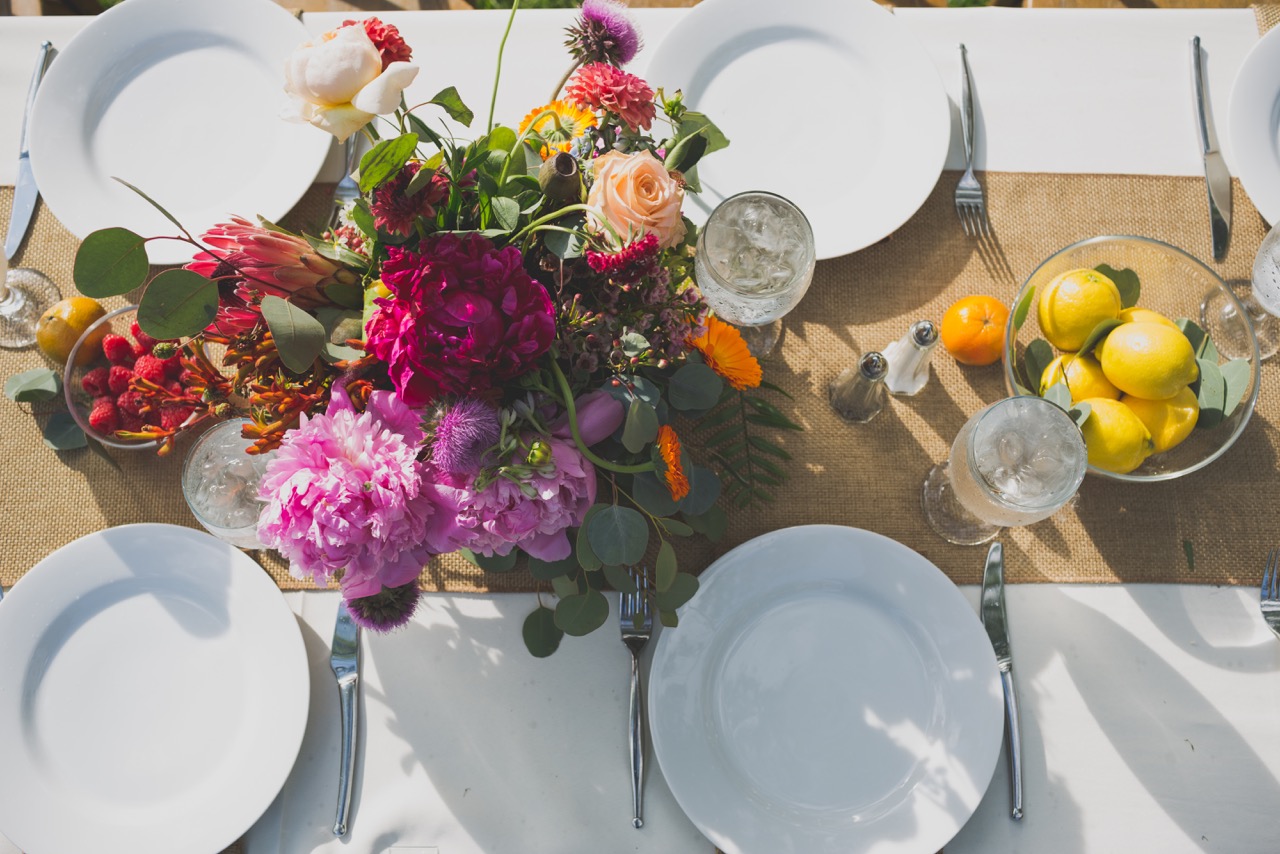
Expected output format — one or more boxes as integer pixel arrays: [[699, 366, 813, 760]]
[[62, 305, 199, 450]]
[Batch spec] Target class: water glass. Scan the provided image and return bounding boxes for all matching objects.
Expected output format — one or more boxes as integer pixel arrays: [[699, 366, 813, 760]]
[[922, 396, 1087, 545], [694, 191, 816, 356], [181, 418, 273, 549]]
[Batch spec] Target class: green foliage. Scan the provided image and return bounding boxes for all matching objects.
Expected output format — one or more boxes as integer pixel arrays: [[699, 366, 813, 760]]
[[1095, 264, 1140, 308], [587, 505, 649, 566], [43, 411, 86, 451], [1012, 286, 1035, 332], [358, 133, 419, 194], [555, 590, 610, 636], [1076, 318, 1123, 357], [137, 269, 218, 340], [5, 368, 60, 403], [426, 86, 474, 127], [73, 228, 149, 298], [261, 295, 326, 374], [668, 362, 723, 411], [697, 387, 800, 508], [522, 606, 563, 657]]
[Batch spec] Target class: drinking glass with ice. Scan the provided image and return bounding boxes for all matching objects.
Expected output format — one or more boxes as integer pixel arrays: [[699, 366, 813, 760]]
[[181, 419, 273, 549]]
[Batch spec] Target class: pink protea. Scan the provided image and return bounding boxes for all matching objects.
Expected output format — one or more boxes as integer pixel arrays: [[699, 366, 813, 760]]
[[256, 386, 464, 601], [340, 17, 412, 70], [370, 162, 450, 237], [364, 234, 557, 406], [565, 62, 656, 132]]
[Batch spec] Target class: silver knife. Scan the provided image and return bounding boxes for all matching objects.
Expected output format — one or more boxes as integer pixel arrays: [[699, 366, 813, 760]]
[[330, 600, 361, 837], [6, 41, 56, 262], [1190, 36, 1231, 261], [981, 542, 1023, 820]]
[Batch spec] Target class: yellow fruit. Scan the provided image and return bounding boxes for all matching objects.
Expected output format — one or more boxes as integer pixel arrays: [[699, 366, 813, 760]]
[[1039, 354, 1121, 402], [1037, 268, 1122, 351], [1118, 307, 1179, 329], [1121, 388, 1199, 454], [35, 297, 108, 366], [1078, 397, 1155, 474], [1096, 321, 1199, 401]]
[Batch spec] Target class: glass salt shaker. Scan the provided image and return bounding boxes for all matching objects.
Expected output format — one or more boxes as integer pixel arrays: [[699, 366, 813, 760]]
[[829, 351, 888, 423], [882, 320, 939, 396]]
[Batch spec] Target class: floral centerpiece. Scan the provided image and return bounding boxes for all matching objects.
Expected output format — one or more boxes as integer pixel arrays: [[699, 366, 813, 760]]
[[66, 1, 799, 655]]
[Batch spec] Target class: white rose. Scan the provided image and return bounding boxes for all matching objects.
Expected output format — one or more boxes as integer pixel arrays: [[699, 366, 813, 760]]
[[283, 25, 419, 142]]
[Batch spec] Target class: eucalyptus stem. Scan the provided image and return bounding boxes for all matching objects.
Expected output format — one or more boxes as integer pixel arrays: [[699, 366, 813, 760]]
[[488, 0, 522, 132], [548, 359, 653, 475], [549, 59, 582, 104]]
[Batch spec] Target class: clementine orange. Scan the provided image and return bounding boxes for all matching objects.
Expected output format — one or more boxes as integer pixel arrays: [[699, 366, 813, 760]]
[[940, 295, 1009, 366]]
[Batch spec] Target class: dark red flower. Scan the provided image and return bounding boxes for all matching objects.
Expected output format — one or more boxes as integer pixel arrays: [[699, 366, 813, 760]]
[[340, 17, 412, 70], [369, 162, 450, 238]]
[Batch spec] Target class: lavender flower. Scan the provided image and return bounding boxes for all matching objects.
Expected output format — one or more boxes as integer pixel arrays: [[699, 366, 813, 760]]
[[431, 398, 501, 476], [565, 0, 642, 66], [344, 583, 422, 632]]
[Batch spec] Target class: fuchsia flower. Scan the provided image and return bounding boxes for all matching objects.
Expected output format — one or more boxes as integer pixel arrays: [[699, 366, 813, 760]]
[[370, 162, 450, 237], [565, 62, 656, 132], [586, 231, 661, 283], [256, 386, 463, 601], [365, 234, 557, 406], [566, 0, 642, 66]]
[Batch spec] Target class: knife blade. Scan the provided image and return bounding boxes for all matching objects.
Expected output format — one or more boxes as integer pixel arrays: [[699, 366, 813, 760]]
[[6, 41, 56, 262], [1190, 36, 1231, 261], [981, 541, 1023, 820], [329, 599, 361, 837]]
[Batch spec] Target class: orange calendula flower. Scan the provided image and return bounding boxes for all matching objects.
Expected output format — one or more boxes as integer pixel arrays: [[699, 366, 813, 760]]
[[518, 100, 597, 160], [690, 316, 762, 390], [656, 425, 690, 502]]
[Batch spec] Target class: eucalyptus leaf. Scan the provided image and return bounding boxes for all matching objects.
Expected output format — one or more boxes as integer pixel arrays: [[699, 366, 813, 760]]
[[664, 132, 708, 175], [113, 178, 188, 235], [1219, 358, 1252, 419], [1201, 334, 1221, 365], [1076, 318, 1123, 357], [677, 112, 729, 156], [587, 505, 649, 567], [631, 470, 679, 517], [1176, 318, 1209, 357], [554, 590, 610, 637], [655, 540, 677, 592], [677, 465, 721, 516], [682, 505, 727, 542], [1068, 401, 1092, 428], [1044, 382, 1072, 411], [489, 196, 520, 232], [473, 549, 518, 573], [655, 572, 698, 612], [1023, 339, 1054, 396], [621, 332, 650, 357], [137, 269, 219, 340], [261, 296, 326, 374], [1195, 358, 1226, 429], [522, 606, 563, 658], [576, 504, 606, 571], [73, 228, 150, 298], [428, 86, 474, 127], [622, 398, 660, 454], [551, 574, 582, 599], [669, 362, 723, 411], [601, 563, 638, 595], [545, 222, 586, 259], [659, 609, 679, 628], [358, 133, 419, 193], [43, 411, 87, 451], [5, 368, 60, 403], [1095, 264, 1140, 308], [1012, 286, 1035, 332], [661, 518, 694, 537], [528, 554, 578, 581]]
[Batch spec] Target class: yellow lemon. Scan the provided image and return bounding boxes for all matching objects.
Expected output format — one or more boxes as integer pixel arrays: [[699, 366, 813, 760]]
[[1121, 387, 1199, 454], [35, 297, 108, 366], [1096, 321, 1199, 401], [1118, 306, 1179, 329], [1039, 354, 1121, 402], [1037, 268, 1123, 351], [1078, 397, 1155, 474]]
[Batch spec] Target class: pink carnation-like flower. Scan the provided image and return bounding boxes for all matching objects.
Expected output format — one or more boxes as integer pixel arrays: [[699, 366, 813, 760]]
[[370, 162, 450, 237], [451, 437, 597, 562], [340, 17, 412, 70], [565, 62, 656, 132], [257, 386, 463, 600], [365, 234, 557, 406]]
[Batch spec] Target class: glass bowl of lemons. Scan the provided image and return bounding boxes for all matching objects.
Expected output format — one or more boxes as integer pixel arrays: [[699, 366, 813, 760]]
[[1003, 235, 1260, 482]]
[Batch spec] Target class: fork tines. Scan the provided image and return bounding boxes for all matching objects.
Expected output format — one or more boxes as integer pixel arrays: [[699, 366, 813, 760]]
[[1261, 549, 1280, 638], [955, 183, 990, 238]]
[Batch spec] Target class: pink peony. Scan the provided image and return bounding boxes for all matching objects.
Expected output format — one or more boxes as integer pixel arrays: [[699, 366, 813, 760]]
[[451, 437, 597, 562], [370, 162, 450, 237], [565, 62, 656, 132], [365, 234, 557, 406], [256, 386, 463, 600]]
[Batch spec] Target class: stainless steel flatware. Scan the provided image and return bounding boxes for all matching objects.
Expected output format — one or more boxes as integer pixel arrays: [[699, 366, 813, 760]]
[[620, 570, 653, 829], [330, 600, 361, 837], [981, 541, 1023, 820], [1262, 549, 1280, 638], [6, 41, 56, 262], [955, 43, 989, 238], [1191, 36, 1231, 260]]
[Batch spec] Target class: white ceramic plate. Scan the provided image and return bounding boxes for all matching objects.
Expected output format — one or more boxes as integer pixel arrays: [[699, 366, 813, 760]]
[[0, 524, 309, 854], [648, 525, 1002, 854], [1229, 24, 1280, 226], [29, 0, 331, 266], [644, 0, 950, 260]]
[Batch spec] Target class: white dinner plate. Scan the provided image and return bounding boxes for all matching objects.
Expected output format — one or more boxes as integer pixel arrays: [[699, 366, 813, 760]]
[[648, 525, 1002, 854], [644, 0, 950, 260], [1228, 24, 1280, 225], [29, 0, 332, 266], [0, 524, 309, 854]]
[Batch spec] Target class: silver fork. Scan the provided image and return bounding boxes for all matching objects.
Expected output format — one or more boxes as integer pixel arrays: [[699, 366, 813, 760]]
[[1262, 550, 1280, 638], [620, 570, 653, 829], [956, 44, 989, 238], [329, 136, 361, 232]]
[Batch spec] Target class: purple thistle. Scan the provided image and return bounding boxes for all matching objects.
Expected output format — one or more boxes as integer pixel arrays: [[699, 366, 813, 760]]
[[431, 398, 501, 477], [344, 583, 422, 632], [566, 0, 642, 66]]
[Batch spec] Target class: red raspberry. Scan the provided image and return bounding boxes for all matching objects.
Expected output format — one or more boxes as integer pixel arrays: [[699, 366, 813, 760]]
[[129, 320, 160, 352], [116, 390, 145, 417], [107, 365, 134, 395], [178, 369, 195, 385], [81, 367, 110, 397], [133, 354, 167, 384], [161, 354, 183, 379], [160, 406, 195, 430], [88, 397, 120, 435], [119, 410, 146, 432], [101, 334, 135, 366]]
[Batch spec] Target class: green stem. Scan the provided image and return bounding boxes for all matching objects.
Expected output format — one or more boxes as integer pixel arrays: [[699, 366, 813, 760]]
[[509, 203, 604, 244], [548, 359, 653, 475], [549, 58, 582, 103], [487, 0, 521, 132], [497, 107, 567, 186]]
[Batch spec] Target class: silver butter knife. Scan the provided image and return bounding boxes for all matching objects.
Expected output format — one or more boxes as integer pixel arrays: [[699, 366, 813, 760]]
[[6, 41, 56, 262], [330, 600, 361, 837], [981, 542, 1023, 820], [1191, 36, 1231, 261]]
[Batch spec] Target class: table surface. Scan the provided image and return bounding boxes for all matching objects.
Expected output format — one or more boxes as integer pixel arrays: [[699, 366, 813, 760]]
[[1, 6, 1279, 854]]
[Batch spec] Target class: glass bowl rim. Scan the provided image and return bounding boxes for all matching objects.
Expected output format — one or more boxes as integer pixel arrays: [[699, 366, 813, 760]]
[[62, 303, 160, 451]]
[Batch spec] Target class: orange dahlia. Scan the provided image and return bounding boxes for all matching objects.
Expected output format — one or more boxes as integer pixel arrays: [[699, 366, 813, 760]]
[[690, 316, 762, 390], [656, 425, 690, 502], [518, 100, 597, 159]]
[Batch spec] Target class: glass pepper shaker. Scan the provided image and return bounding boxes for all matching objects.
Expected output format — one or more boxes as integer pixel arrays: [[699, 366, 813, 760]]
[[883, 320, 939, 396], [829, 351, 888, 423]]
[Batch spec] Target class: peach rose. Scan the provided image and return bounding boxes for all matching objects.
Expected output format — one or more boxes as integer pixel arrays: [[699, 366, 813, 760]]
[[587, 150, 686, 250]]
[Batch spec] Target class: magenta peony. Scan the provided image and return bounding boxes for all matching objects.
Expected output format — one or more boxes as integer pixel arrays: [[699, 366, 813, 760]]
[[257, 385, 463, 600], [365, 234, 557, 406]]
